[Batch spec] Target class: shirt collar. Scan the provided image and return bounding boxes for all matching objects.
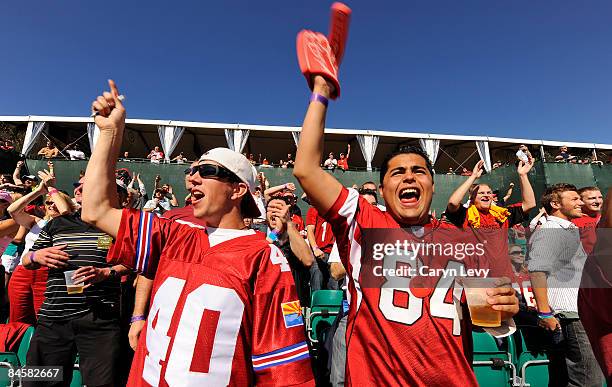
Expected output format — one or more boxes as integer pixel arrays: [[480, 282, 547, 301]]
[[546, 215, 576, 229]]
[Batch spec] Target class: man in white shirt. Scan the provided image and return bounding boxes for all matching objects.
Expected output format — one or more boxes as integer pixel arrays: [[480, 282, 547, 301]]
[[323, 152, 338, 170], [66, 145, 86, 160], [528, 183, 604, 386], [147, 146, 164, 163], [516, 144, 532, 164]]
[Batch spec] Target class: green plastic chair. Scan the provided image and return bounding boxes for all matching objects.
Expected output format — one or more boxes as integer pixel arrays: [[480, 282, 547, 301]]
[[514, 330, 549, 387], [472, 330, 517, 387], [17, 326, 35, 366], [70, 354, 82, 387], [0, 352, 20, 386], [306, 290, 343, 345]]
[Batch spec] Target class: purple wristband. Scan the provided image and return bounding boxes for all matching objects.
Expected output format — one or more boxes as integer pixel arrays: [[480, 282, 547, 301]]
[[310, 93, 329, 107], [130, 315, 146, 324], [30, 252, 37, 264]]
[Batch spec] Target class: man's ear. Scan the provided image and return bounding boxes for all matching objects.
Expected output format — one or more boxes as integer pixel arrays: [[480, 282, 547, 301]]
[[231, 182, 249, 201], [550, 200, 561, 211]]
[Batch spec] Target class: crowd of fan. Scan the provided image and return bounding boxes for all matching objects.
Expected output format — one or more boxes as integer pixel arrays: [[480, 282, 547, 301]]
[[0, 144, 608, 385]]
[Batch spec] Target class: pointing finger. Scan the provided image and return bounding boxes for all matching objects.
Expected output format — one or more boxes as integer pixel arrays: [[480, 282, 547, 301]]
[[108, 79, 124, 109]]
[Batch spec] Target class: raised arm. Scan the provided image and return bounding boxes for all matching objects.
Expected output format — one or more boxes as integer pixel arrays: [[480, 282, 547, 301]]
[[346, 143, 351, 159], [264, 183, 295, 203], [516, 161, 536, 213], [293, 77, 343, 214], [12, 161, 24, 185], [37, 169, 72, 216], [7, 184, 45, 229], [446, 160, 484, 213], [503, 182, 514, 203], [81, 80, 125, 238]]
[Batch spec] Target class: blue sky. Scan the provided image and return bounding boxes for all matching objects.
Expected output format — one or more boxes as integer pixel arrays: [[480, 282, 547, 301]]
[[2, 0, 612, 143]]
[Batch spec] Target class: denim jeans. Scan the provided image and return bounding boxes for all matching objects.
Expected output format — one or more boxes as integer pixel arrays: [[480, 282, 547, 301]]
[[310, 253, 339, 291], [553, 317, 605, 387], [330, 315, 347, 386]]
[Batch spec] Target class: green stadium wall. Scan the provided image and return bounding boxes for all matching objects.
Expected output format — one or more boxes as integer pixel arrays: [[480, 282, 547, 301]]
[[24, 159, 611, 217]]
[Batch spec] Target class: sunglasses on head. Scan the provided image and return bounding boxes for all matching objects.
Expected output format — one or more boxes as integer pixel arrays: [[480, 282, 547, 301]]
[[189, 164, 239, 182], [45, 201, 54, 205]]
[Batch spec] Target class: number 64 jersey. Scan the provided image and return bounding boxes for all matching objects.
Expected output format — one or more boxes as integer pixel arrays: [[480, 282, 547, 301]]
[[108, 209, 315, 387]]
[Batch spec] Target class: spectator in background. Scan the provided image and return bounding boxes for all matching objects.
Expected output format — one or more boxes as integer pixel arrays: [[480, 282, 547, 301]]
[[1, 140, 15, 152], [126, 173, 148, 210], [146, 146, 164, 163], [1, 191, 20, 258], [323, 152, 338, 170], [248, 153, 256, 165], [143, 188, 174, 216], [528, 183, 604, 386], [119, 151, 131, 162], [7, 170, 75, 324], [285, 153, 295, 168], [37, 140, 59, 159], [516, 144, 533, 164], [447, 167, 454, 175], [446, 160, 535, 229], [337, 144, 350, 171], [20, 175, 38, 193], [573, 186, 603, 255], [266, 197, 314, 307], [555, 146, 577, 162], [578, 190, 612, 383], [171, 152, 187, 164], [358, 181, 386, 211], [460, 167, 472, 176], [305, 195, 337, 291], [492, 182, 514, 207], [261, 158, 273, 168], [65, 144, 86, 160]]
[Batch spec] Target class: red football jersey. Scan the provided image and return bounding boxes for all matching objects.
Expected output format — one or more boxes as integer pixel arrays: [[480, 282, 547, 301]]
[[108, 209, 314, 387], [306, 207, 335, 254], [161, 205, 207, 228], [572, 214, 601, 255], [322, 187, 502, 386]]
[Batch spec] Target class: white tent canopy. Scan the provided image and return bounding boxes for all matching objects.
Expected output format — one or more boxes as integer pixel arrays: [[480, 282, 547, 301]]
[[4, 116, 611, 169]]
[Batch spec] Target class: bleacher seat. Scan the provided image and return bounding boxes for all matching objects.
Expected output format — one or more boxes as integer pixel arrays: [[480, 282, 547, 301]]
[[514, 330, 550, 387], [472, 330, 518, 387], [70, 354, 82, 387], [306, 290, 343, 345], [0, 325, 35, 386], [0, 352, 20, 386], [16, 326, 34, 367]]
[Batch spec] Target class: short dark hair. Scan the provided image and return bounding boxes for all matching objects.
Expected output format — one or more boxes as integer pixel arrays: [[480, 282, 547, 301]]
[[380, 145, 434, 185], [541, 183, 577, 213], [577, 186, 600, 196], [361, 181, 377, 189]]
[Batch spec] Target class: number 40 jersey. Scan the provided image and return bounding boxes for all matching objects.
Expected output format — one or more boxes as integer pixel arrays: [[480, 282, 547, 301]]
[[108, 209, 314, 387]]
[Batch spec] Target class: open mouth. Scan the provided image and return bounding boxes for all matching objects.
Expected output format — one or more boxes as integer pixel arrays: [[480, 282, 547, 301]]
[[190, 189, 205, 204], [399, 187, 420, 206]]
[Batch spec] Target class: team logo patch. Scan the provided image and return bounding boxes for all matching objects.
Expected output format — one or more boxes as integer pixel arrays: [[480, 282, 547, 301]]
[[281, 301, 303, 328]]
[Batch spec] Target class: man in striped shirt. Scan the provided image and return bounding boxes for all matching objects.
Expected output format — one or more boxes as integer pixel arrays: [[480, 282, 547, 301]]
[[21, 181, 130, 387], [528, 183, 604, 386]]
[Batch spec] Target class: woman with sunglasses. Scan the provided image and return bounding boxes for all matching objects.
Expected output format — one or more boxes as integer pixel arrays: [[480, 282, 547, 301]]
[[6, 169, 75, 324]]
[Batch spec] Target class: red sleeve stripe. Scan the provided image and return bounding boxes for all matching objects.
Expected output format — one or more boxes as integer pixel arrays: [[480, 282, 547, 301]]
[[251, 341, 310, 371], [135, 211, 154, 274]]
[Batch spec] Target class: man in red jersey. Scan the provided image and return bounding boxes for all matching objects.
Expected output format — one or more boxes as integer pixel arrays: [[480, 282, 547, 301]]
[[82, 80, 314, 386], [293, 10, 518, 385], [306, 204, 336, 290], [573, 186, 603, 254], [128, 161, 206, 351], [579, 188, 612, 383]]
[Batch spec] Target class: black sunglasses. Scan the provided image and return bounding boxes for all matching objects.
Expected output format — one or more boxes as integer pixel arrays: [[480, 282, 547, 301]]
[[189, 164, 239, 182]]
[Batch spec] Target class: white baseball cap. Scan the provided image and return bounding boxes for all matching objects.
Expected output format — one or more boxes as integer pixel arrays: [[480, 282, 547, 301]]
[[199, 148, 261, 218]]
